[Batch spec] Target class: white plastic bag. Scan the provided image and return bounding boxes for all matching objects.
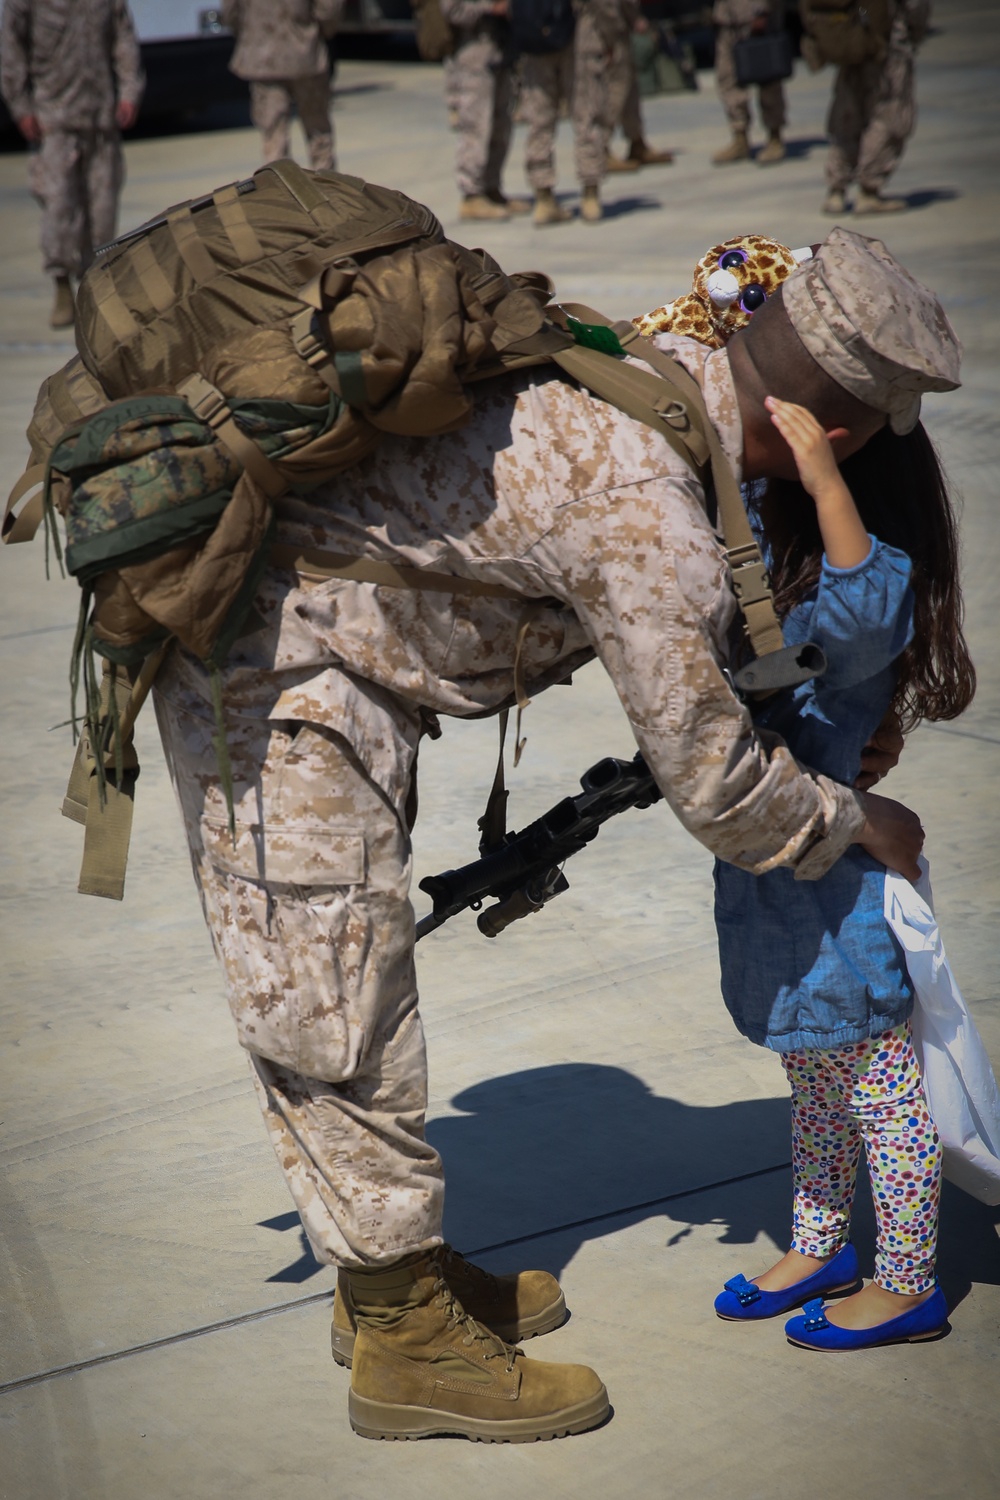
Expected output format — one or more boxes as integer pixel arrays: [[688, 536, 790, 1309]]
[[885, 856, 1000, 1206]]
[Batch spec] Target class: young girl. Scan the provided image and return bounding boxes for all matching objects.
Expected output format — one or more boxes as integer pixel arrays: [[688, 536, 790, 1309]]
[[712, 397, 976, 1351]]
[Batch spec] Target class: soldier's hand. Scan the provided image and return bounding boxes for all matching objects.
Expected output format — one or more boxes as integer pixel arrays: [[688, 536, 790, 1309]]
[[116, 99, 139, 130], [17, 113, 41, 143], [854, 790, 924, 882], [855, 707, 904, 791]]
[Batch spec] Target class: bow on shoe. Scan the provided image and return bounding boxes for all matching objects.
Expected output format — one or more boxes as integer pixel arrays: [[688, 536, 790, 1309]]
[[801, 1298, 830, 1333], [723, 1274, 761, 1308]]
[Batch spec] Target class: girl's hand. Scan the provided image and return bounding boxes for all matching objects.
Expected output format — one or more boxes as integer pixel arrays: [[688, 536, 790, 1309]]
[[765, 395, 871, 569], [764, 396, 843, 503]]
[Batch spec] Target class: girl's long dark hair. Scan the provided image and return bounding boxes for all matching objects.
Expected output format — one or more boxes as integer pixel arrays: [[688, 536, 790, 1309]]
[[755, 422, 976, 730]]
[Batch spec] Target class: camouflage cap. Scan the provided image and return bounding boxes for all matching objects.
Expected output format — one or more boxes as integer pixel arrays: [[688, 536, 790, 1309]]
[[781, 226, 961, 433]]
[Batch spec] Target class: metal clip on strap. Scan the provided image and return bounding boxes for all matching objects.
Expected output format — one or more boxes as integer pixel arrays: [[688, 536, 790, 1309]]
[[178, 373, 288, 499]]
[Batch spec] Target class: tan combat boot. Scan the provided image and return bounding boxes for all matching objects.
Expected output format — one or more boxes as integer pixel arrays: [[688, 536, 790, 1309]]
[[487, 188, 532, 215], [756, 131, 786, 165], [50, 276, 75, 329], [823, 188, 847, 216], [332, 1243, 567, 1367], [580, 184, 603, 223], [532, 187, 573, 227], [346, 1254, 608, 1441], [712, 130, 750, 165], [626, 138, 674, 166], [605, 151, 640, 174], [854, 188, 907, 215], [460, 193, 509, 221]]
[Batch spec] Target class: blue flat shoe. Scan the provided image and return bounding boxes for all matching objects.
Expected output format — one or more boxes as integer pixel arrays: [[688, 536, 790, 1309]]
[[784, 1285, 949, 1350], [714, 1242, 860, 1321]]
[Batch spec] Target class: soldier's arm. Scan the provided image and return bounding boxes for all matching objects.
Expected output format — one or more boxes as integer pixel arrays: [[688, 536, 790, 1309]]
[[0, 0, 34, 126], [112, 0, 145, 114]]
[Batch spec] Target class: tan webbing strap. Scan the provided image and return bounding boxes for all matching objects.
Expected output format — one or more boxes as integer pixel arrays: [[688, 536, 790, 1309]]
[[90, 263, 141, 342], [289, 304, 340, 394], [131, 237, 176, 314], [69, 641, 174, 898], [178, 373, 288, 500], [2, 464, 47, 544], [270, 541, 524, 599], [214, 182, 265, 264], [167, 205, 217, 285]]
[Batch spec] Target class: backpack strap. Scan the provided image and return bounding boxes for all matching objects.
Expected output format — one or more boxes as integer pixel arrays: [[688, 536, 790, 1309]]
[[176, 374, 289, 500], [545, 305, 785, 665]]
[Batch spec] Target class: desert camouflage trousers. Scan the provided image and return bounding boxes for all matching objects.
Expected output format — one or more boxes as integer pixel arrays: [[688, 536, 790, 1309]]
[[714, 23, 787, 135], [154, 667, 445, 1269], [28, 127, 123, 278], [452, 35, 514, 197], [249, 73, 336, 171], [606, 26, 644, 146], [520, 44, 606, 190], [825, 46, 916, 193]]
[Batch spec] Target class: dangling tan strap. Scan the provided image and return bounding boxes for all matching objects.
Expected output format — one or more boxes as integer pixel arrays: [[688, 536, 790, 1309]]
[[2, 464, 47, 544], [269, 542, 524, 599]]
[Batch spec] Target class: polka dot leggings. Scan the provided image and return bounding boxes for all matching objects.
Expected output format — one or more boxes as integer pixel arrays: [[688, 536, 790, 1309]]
[[780, 1021, 942, 1294]]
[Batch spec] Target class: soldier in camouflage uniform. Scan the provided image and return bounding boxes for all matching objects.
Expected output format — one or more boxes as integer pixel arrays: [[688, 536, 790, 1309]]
[[711, 0, 788, 165], [0, 0, 144, 329], [221, 0, 343, 171], [441, 0, 525, 221], [151, 227, 952, 1442], [602, 1, 674, 173], [823, 1, 931, 216]]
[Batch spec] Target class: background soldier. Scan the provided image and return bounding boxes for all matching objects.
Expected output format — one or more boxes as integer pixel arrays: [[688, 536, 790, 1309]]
[[604, 1, 674, 172], [822, 0, 932, 215], [441, 0, 523, 220], [0, 0, 144, 329], [221, 0, 343, 170], [711, 0, 788, 165]]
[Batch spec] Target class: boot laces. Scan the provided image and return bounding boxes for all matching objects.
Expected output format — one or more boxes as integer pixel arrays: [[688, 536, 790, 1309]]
[[431, 1271, 517, 1374]]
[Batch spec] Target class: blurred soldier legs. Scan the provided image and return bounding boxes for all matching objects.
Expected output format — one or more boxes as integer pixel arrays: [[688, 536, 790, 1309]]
[[155, 679, 445, 1269], [605, 24, 672, 169], [713, 22, 786, 162], [825, 45, 915, 206], [29, 126, 123, 280], [454, 34, 514, 216], [250, 74, 336, 170]]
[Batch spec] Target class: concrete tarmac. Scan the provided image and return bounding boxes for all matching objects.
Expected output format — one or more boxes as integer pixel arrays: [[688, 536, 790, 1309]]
[[1, 3, 998, 1496]]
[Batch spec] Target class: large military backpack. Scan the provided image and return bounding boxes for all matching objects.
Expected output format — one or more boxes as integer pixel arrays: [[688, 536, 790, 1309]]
[[4, 161, 795, 899], [798, 0, 892, 70]]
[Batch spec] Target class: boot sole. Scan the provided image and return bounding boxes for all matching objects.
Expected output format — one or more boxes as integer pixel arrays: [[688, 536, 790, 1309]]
[[332, 1291, 568, 1369], [348, 1383, 609, 1442]]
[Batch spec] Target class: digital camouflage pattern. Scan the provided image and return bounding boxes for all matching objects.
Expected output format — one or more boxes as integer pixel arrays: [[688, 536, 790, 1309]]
[[440, 2, 514, 199], [153, 341, 868, 1266], [220, 0, 343, 80], [781, 226, 961, 434], [28, 128, 123, 279], [712, 0, 787, 136], [249, 76, 336, 170]]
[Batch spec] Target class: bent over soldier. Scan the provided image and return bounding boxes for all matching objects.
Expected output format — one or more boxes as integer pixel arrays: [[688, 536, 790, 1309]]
[[151, 228, 952, 1442], [221, 0, 343, 171], [0, 0, 144, 328]]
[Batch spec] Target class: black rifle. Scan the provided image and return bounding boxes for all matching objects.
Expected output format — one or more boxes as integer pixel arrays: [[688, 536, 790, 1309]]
[[415, 752, 661, 940]]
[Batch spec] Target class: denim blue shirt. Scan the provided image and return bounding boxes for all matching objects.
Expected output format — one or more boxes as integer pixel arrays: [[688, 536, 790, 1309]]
[[714, 528, 916, 1053]]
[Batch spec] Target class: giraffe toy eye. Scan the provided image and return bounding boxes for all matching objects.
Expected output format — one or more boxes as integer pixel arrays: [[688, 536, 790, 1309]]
[[740, 284, 767, 312], [719, 249, 748, 271]]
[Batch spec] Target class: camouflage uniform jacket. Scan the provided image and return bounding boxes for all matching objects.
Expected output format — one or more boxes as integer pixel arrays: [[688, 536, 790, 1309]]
[[221, 0, 343, 80], [200, 338, 865, 879], [0, 0, 144, 131]]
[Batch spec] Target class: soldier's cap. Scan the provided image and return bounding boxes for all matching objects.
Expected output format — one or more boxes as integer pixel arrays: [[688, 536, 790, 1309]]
[[780, 226, 961, 434]]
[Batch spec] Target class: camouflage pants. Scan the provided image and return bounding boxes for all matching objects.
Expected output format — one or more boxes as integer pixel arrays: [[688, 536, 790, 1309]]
[[825, 46, 916, 193], [571, 10, 617, 184], [714, 24, 787, 135], [452, 35, 514, 197], [521, 43, 607, 190], [28, 127, 123, 279], [607, 30, 644, 145], [249, 73, 336, 171], [154, 667, 445, 1269]]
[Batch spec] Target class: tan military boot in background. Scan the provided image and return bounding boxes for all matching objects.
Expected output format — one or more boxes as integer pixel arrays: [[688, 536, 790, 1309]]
[[460, 193, 509, 221], [580, 184, 603, 223], [345, 1254, 608, 1441], [823, 188, 847, 215], [605, 151, 641, 173], [854, 188, 907, 215], [712, 130, 751, 165], [332, 1242, 567, 1367], [756, 131, 786, 165], [626, 138, 674, 166], [50, 276, 75, 329], [532, 187, 573, 227]]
